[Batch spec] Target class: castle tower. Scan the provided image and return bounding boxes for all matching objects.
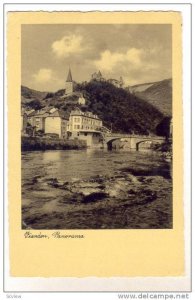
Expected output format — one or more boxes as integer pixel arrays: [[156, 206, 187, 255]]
[[65, 68, 73, 96]]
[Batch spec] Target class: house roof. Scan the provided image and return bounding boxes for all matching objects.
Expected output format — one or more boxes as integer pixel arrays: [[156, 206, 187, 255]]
[[24, 106, 69, 120], [27, 110, 36, 117], [70, 108, 101, 120], [45, 109, 69, 120]]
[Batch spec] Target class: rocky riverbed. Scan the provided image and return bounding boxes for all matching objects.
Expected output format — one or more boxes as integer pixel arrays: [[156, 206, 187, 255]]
[[22, 151, 172, 229]]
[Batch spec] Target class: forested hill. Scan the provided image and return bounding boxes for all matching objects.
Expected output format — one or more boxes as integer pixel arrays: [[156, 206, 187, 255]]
[[77, 81, 164, 134], [21, 85, 48, 103], [21, 81, 165, 135]]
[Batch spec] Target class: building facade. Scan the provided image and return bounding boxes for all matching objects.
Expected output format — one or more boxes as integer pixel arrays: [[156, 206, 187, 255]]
[[21, 111, 28, 132], [23, 107, 68, 138], [78, 95, 86, 105], [29, 109, 48, 131], [67, 108, 103, 147], [44, 109, 68, 138]]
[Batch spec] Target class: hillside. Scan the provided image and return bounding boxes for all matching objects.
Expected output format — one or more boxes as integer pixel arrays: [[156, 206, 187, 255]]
[[21, 81, 165, 135], [128, 79, 172, 116], [78, 81, 164, 134], [21, 86, 48, 105]]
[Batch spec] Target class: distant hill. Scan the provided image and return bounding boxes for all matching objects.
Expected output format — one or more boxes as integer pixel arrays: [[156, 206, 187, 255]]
[[128, 79, 172, 116], [21, 86, 48, 105], [21, 81, 165, 135]]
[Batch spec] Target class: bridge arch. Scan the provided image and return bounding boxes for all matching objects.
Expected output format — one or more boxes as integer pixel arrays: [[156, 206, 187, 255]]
[[136, 140, 162, 151], [104, 134, 165, 151], [106, 138, 121, 150]]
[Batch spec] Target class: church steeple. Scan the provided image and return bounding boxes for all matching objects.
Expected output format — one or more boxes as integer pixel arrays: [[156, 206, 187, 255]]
[[65, 68, 73, 96], [66, 68, 73, 82]]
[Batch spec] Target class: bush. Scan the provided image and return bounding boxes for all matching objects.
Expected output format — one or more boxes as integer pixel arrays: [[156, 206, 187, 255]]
[[21, 137, 87, 151]]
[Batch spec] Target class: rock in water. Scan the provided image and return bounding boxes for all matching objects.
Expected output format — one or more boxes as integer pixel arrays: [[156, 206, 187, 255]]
[[82, 192, 108, 203]]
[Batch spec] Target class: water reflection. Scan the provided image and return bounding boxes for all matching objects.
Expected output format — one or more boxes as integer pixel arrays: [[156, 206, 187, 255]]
[[43, 151, 62, 161]]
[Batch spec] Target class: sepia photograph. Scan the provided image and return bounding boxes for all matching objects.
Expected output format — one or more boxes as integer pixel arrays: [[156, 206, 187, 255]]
[[5, 6, 191, 287], [21, 24, 173, 230]]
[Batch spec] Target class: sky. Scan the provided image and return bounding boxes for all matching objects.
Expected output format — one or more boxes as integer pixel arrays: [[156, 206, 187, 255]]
[[21, 24, 172, 92]]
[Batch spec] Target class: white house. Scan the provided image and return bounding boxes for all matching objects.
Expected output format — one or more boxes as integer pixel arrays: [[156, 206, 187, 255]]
[[45, 109, 68, 138], [78, 95, 86, 105], [67, 108, 103, 147]]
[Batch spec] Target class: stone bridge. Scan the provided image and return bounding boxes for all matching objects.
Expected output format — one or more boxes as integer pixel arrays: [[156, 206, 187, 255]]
[[103, 133, 165, 150]]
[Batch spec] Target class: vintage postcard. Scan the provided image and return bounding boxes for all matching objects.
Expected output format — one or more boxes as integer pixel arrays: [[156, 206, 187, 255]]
[[5, 9, 190, 292]]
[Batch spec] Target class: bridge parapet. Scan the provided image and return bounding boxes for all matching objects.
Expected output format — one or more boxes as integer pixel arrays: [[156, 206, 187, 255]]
[[103, 133, 166, 150], [105, 133, 165, 140]]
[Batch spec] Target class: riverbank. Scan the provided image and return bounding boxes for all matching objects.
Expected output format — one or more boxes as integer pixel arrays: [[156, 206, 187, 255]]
[[21, 136, 87, 151]]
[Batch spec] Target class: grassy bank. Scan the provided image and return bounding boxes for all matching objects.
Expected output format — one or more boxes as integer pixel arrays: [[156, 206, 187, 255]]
[[21, 136, 87, 151]]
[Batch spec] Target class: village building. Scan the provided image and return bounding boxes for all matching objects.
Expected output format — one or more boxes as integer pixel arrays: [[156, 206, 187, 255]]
[[26, 111, 35, 126], [44, 108, 69, 139], [22, 104, 105, 146], [67, 108, 103, 147], [29, 108, 49, 131], [21, 109, 37, 136], [22, 107, 68, 138], [21, 108, 36, 133], [78, 95, 86, 105], [21, 110, 28, 132]]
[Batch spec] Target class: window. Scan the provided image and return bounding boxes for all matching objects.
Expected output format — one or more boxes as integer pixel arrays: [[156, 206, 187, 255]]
[[84, 133, 88, 136], [74, 117, 81, 123]]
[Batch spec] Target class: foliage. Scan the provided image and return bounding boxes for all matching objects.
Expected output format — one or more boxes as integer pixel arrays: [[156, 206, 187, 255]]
[[21, 137, 87, 151], [76, 81, 164, 134], [54, 89, 65, 96], [22, 81, 168, 135], [28, 99, 43, 110], [152, 140, 172, 153], [155, 116, 171, 138], [44, 92, 54, 99]]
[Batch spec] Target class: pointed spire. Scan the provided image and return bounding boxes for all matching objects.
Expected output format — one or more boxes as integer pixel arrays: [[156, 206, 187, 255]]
[[66, 68, 73, 82], [98, 70, 102, 77]]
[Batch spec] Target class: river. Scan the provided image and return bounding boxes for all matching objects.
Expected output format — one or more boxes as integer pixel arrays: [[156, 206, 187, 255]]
[[22, 149, 172, 229]]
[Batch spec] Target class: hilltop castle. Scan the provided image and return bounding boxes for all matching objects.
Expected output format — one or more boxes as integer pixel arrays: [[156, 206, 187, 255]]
[[91, 70, 105, 82], [91, 70, 124, 88], [64, 67, 124, 99]]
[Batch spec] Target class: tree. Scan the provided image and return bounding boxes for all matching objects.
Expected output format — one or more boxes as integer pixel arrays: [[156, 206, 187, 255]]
[[44, 92, 54, 99], [156, 116, 171, 138], [28, 99, 43, 110]]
